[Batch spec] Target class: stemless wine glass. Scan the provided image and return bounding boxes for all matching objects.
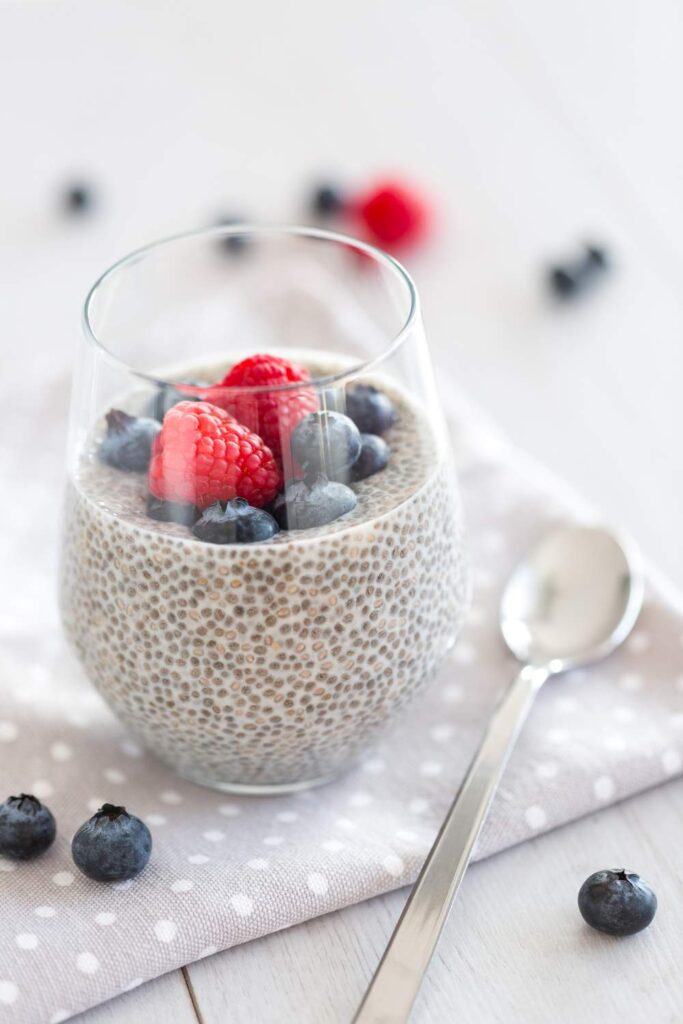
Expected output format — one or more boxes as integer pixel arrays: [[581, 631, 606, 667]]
[[59, 225, 470, 794]]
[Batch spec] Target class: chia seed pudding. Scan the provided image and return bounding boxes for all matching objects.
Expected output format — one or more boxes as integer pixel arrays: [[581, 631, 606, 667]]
[[59, 358, 469, 792]]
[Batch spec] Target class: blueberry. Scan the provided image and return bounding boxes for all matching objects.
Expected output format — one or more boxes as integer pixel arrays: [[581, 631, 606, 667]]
[[192, 499, 279, 544], [216, 215, 250, 254], [146, 494, 199, 526], [345, 385, 396, 435], [148, 381, 207, 423], [310, 183, 345, 217], [290, 411, 362, 481], [548, 242, 611, 300], [273, 475, 357, 530], [548, 266, 579, 298], [63, 182, 95, 215], [72, 803, 152, 882], [352, 434, 390, 481], [578, 868, 657, 936], [98, 409, 160, 472], [0, 794, 56, 861]]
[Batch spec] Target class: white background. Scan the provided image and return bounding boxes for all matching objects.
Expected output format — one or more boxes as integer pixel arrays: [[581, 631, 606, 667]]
[[2, 2, 683, 1022]]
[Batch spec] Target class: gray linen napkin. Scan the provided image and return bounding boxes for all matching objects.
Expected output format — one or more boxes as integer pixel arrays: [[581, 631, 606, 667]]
[[1, 394, 682, 1024]]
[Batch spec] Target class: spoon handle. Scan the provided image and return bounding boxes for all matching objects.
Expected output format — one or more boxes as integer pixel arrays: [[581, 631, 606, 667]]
[[352, 664, 548, 1024]]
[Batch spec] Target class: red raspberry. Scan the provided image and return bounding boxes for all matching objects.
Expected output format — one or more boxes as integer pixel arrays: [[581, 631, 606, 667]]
[[355, 180, 430, 249], [148, 401, 281, 510], [211, 354, 318, 463]]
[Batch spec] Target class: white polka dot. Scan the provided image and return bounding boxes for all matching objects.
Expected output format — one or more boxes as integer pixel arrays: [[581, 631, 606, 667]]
[[348, 791, 372, 808], [199, 947, 217, 959], [628, 632, 651, 654], [120, 739, 143, 758], [123, 978, 143, 992], [555, 696, 578, 714], [160, 790, 183, 805], [171, 879, 194, 893], [335, 817, 357, 830], [31, 780, 53, 799], [52, 871, 74, 887], [0, 860, 16, 872], [362, 758, 386, 775], [453, 642, 475, 664], [218, 803, 241, 818], [77, 952, 100, 975], [16, 933, 38, 950], [382, 854, 405, 877], [230, 893, 254, 916], [154, 920, 177, 943], [525, 805, 547, 830], [307, 873, 329, 895], [95, 912, 116, 926], [409, 798, 429, 815], [112, 879, 133, 891], [0, 722, 18, 742], [276, 811, 298, 823], [535, 761, 558, 780], [263, 835, 284, 846], [547, 728, 569, 744], [88, 797, 106, 814], [187, 854, 210, 865], [430, 724, 455, 744], [247, 858, 269, 870], [442, 685, 464, 703], [104, 768, 126, 784], [146, 814, 167, 827], [50, 742, 73, 762], [34, 906, 56, 918], [613, 706, 636, 723], [420, 761, 443, 778], [0, 981, 18, 1005], [618, 673, 643, 693], [593, 776, 616, 801], [322, 840, 344, 852], [50, 1012, 70, 1024], [662, 750, 682, 775], [202, 829, 225, 843], [604, 734, 627, 752]]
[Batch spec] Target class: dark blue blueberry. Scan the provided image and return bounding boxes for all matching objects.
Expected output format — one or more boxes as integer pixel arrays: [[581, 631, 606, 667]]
[[310, 183, 345, 217], [64, 182, 95, 214], [345, 385, 396, 435], [146, 494, 199, 526], [548, 242, 611, 300], [98, 409, 160, 472], [192, 499, 279, 544], [148, 381, 207, 423], [352, 434, 390, 481], [273, 475, 356, 530], [291, 411, 361, 481], [72, 803, 152, 882], [216, 215, 250, 254], [578, 869, 657, 936], [0, 794, 56, 861]]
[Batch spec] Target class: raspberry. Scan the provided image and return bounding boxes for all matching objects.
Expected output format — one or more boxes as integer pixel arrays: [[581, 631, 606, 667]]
[[356, 180, 430, 249], [148, 401, 281, 510], [211, 354, 318, 463]]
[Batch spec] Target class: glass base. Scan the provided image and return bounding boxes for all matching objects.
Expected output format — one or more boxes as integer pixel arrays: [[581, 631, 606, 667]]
[[177, 765, 341, 796]]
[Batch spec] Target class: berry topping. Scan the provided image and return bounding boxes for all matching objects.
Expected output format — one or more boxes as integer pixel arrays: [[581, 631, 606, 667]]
[[352, 434, 390, 481], [146, 494, 199, 526], [148, 401, 281, 510], [214, 354, 318, 462], [148, 381, 207, 423], [273, 475, 357, 530], [345, 384, 396, 435], [310, 183, 345, 217], [193, 498, 279, 544], [578, 869, 657, 936], [356, 180, 429, 248], [72, 803, 152, 882], [290, 411, 362, 481], [0, 794, 56, 861], [98, 409, 160, 472]]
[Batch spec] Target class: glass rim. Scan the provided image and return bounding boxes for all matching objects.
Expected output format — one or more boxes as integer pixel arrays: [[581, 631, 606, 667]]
[[82, 224, 420, 395]]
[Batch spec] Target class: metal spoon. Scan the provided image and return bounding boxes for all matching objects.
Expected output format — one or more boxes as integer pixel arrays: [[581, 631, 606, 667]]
[[353, 524, 644, 1024]]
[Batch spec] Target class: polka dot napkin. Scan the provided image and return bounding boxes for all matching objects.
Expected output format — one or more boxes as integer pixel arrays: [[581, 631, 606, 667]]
[[1, 396, 683, 1024]]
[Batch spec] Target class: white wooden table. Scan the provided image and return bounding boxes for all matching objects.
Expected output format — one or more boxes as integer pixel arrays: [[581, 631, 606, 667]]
[[2, 2, 683, 1021]]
